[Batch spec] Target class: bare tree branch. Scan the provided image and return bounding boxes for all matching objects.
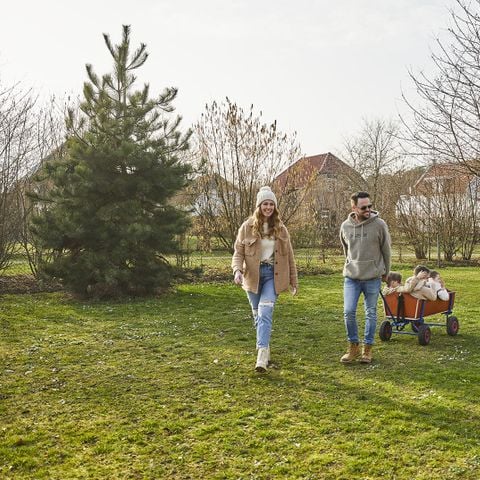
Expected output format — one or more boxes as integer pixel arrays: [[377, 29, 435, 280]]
[[188, 99, 302, 252]]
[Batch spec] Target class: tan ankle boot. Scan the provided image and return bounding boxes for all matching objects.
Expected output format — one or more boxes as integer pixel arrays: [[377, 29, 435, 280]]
[[255, 347, 269, 372], [360, 344, 373, 364], [340, 342, 360, 363]]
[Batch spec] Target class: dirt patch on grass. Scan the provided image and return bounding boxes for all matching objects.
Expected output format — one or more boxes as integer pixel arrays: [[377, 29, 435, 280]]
[[0, 274, 62, 294]]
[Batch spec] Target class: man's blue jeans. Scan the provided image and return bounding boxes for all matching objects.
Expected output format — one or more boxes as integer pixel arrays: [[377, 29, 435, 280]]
[[343, 277, 381, 345], [247, 264, 278, 349]]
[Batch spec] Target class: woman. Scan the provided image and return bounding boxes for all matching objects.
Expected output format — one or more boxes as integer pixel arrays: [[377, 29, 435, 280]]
[[231, 186, 298, 372]]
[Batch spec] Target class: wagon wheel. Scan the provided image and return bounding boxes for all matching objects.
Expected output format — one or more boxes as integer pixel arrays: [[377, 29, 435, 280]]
[[418, 325, 431, 346], [446, 316, 459, 336], [411, 320, 422, 333], [379, 320, 392, 341]]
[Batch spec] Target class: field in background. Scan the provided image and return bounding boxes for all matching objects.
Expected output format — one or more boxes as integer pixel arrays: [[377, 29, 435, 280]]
[[2, 241, 480, 281]]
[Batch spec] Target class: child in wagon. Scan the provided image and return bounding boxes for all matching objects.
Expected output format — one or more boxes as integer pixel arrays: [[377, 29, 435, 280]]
[[383, 265, 437, 301], [382, 271, 402, 296], [427, 270, 449, 301]]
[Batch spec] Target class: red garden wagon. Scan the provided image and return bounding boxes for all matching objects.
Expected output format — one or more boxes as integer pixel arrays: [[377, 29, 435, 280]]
[[379, 290, 459, 345]]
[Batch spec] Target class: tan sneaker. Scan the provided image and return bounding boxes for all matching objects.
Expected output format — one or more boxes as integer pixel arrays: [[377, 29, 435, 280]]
[[340, 342, 360, 363], [359, 344, 373, 364], [255, 347, 269, 372]]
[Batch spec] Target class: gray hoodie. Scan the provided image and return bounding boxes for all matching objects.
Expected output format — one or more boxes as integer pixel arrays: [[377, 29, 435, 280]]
[[340, 210, 391, 280]]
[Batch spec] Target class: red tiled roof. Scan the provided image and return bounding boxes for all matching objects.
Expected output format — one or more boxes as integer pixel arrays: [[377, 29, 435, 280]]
[[274, 152, 361, 190], [414, 162, 476, 193]]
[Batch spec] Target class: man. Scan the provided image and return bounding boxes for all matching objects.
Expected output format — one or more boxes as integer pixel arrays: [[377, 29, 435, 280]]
[[339, 191, 391, 364]]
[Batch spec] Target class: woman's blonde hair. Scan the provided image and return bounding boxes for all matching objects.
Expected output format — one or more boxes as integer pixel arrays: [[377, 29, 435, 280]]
[[251, 205, 281, 238]]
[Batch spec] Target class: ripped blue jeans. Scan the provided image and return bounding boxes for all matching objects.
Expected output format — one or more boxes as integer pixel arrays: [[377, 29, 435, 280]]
[[247, 264, 278, 349]]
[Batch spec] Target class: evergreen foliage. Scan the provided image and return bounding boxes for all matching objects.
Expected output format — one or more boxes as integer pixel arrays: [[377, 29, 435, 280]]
[[31, 25, 191, 297]]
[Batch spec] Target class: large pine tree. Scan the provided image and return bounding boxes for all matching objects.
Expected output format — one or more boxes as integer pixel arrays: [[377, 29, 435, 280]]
[[32, 25, 191, 296]]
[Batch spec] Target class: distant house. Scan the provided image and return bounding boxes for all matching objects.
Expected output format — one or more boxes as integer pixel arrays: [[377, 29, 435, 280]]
[[272, 153, 365, 245], [274, 152, 364, 193], [413, 162, 480, 199], [397, 161, 480, 217], [175, 172, 233, 217]]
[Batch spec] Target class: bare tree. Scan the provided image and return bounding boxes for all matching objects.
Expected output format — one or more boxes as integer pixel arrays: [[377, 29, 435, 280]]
[[307, 176, 349, 258], [0, 82, 39, 272], [396, 193, 431, 260], [190, 98, 303, 251], [402, 0, 480, 176], [382, 166, 427, 259], [0, 78, 65, 276], [342, 117, 403, 210], [17, 108, 65, 277], [423, 166, 479, 261], [397, 164, 480, 261]]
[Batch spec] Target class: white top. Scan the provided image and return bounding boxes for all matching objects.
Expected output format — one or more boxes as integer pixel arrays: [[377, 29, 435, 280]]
[[260, 222, 275, 262], [427, 279, 449, 301]]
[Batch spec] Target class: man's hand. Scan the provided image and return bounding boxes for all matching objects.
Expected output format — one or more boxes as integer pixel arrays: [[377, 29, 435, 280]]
[[290, 286, 298, 296], [234, 270, 244, 285]]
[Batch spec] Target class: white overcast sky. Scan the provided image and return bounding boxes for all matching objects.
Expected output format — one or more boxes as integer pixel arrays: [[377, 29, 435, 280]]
[[1, 0, 453, 156]]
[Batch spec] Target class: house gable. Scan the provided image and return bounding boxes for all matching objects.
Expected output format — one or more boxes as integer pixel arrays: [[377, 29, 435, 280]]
[[414, 162, 478, 196], [274, 152, 364, 192]]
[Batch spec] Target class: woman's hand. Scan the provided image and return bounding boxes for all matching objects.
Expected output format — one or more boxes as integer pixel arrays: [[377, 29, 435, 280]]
[[290, 286, 298, 296], [234, 270, 244, 285]]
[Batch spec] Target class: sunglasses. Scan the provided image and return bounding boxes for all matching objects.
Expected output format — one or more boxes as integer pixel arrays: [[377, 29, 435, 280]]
[[358, 204, 373, 211]]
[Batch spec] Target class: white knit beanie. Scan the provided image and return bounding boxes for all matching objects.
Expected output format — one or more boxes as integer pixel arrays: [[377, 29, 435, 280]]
[[256, 186, 277, 208]]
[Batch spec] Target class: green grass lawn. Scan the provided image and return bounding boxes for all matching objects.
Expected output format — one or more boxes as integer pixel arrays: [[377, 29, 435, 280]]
[[1, 268, 480, 479]]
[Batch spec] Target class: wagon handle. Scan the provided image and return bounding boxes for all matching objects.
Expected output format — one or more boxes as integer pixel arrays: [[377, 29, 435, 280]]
[[397, 294, 405, 322]]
